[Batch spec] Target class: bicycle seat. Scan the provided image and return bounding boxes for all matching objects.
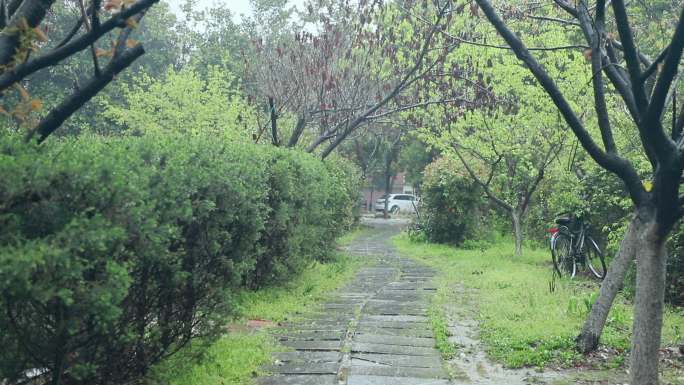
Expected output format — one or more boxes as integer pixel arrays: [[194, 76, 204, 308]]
[[554, 214, 574, 226]]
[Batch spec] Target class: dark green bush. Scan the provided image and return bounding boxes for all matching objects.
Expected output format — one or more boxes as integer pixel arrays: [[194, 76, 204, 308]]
[[0, 133, 358, 385], [415, 157, 486, 245]]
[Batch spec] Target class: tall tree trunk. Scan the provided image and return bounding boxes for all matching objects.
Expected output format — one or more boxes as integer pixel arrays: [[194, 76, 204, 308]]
[[631, 219, 668, 385], [383, 153, 394, 219], [383, 171, 392, 219], [511, 211, 523, 256], [576, 217, 638, 353]]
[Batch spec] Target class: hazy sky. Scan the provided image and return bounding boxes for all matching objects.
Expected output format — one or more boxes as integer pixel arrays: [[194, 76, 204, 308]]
[[164, 0, 308, 22]]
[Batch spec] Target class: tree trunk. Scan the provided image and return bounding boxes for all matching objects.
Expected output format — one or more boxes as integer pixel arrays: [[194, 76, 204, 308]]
[[631, 219, 668, 385], [576, 217, 638, 353], [383, 173, 392, 219], [511, 211, 523, 256], [383, 156, 393, 219]]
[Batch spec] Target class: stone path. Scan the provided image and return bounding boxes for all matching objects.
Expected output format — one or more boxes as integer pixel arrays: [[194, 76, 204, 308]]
[[257, 218, 450, 385]]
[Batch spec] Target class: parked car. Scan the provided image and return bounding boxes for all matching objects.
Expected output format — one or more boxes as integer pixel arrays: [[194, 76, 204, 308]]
[[375, 194, 419, 214]]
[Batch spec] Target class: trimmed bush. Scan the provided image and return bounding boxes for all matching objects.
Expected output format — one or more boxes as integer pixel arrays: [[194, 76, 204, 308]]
[[0, 133, 359, 385], [415, 157, 486, 245]]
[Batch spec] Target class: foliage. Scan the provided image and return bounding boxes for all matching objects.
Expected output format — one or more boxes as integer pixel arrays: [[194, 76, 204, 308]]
[[416, 157, 485, 245], [150, 245, 366, 385], [104, 65, 255, 139], [394, 235, 684, 369], [0, 132, 359, 385], [0, 0, 159, 142]]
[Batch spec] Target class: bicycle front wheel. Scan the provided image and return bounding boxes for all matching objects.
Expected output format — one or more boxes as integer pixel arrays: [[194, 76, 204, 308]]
[[585, 236, 607, 279], [552, 232, 576, 278]]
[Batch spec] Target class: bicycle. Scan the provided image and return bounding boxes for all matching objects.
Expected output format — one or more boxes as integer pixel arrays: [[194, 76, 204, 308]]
[[549, 213, 607, 279]]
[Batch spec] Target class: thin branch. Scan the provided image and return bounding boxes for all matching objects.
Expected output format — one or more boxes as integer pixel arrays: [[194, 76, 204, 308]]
[[641, 46, 670, 83], [316, 1, 451, 158], [644, 5, 684, 164], [523, 13, 580, 26], [25, 45, 145, 143], [55, 18, 84, 48], [451, 143, 512, 212], [366, 97, 473, 120], [474, 0, 645, 206], [445, 33, 588, 51], [553, 0, 579, 17], [611, 0, 649, 115], [587, 0, 616, 153], [0, 0, 158, 92]]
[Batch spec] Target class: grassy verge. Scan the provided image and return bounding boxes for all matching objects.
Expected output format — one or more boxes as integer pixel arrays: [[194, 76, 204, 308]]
[[394, 235, 684, 369], [149, 232, 367, 385]]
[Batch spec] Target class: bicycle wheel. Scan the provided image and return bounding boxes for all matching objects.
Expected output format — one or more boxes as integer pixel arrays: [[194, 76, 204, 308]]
[[584, 236, 607, 279], [552, 232, 576, 278]]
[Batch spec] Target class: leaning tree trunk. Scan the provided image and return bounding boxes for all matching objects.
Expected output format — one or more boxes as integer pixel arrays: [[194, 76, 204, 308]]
[[631, 219, 668, 385], [511, 211, 523, 256], [576, 217, 638, 353]]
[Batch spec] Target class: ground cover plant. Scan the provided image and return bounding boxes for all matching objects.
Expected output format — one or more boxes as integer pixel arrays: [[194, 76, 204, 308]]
[[394, 235, 684, 369]]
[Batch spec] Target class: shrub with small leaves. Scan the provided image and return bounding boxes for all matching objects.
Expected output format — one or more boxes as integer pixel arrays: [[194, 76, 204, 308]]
[[0, 132, 359, 385]]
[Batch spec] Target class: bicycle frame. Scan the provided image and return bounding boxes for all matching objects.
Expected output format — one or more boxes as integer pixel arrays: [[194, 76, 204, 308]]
[[551, 222, 590, 265]]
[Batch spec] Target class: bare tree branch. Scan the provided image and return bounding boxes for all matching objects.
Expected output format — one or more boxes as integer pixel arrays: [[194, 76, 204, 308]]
[[450, 143, 513, 212], [587, 0, 616, 153], [25, 45, 145, 143], [314, 2, 452, 158], [473, 0, 646, 206], [0, 0, 158, 92]]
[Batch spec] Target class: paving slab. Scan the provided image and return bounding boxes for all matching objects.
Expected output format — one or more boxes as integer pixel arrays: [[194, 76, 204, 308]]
[[275, 331, 344, 341], [281, 340, 342, 351], [346, 375, 450, 385], [258, 374, 338, 385], [351, 353, 443, 368], [349, 365, 447, 378], [256, 220, 447, 385], [353, 333, 435, 348], [265, 362, 339, 375], [356, 326, 434, 338], [357, 320, 431, 330], [274, 351, 341, 364], [351, 342, 440, 356]]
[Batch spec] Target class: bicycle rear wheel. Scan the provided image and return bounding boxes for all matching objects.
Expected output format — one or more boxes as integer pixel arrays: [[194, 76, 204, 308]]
[[584, 236, 607, 279], [552, 232, 576, 278]]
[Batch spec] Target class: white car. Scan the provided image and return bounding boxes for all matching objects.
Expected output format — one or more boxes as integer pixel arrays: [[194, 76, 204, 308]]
[[375, 194, 419, 214]]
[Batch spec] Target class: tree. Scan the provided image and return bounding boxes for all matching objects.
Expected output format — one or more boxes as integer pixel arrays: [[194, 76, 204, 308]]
[[0, 0, 159, 142], [434, 116, 563, 256], [417, 14, 583, 255], [474, 0, 684, 383], [245, 0, 455, 157]]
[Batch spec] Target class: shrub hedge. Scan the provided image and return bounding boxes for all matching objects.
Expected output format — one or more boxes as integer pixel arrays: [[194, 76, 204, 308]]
[[0, 133, 359, 385], [415, 157, 486, 245]]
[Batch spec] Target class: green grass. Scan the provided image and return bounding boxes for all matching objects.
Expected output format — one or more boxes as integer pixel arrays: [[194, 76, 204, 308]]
[[394, 234, 684, 369], [150, 232, 367, 385], [428, 287, 457, 360]]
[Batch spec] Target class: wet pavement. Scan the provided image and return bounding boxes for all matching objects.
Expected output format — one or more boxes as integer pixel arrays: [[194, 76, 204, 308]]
[[257, 218, 450, 385]]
